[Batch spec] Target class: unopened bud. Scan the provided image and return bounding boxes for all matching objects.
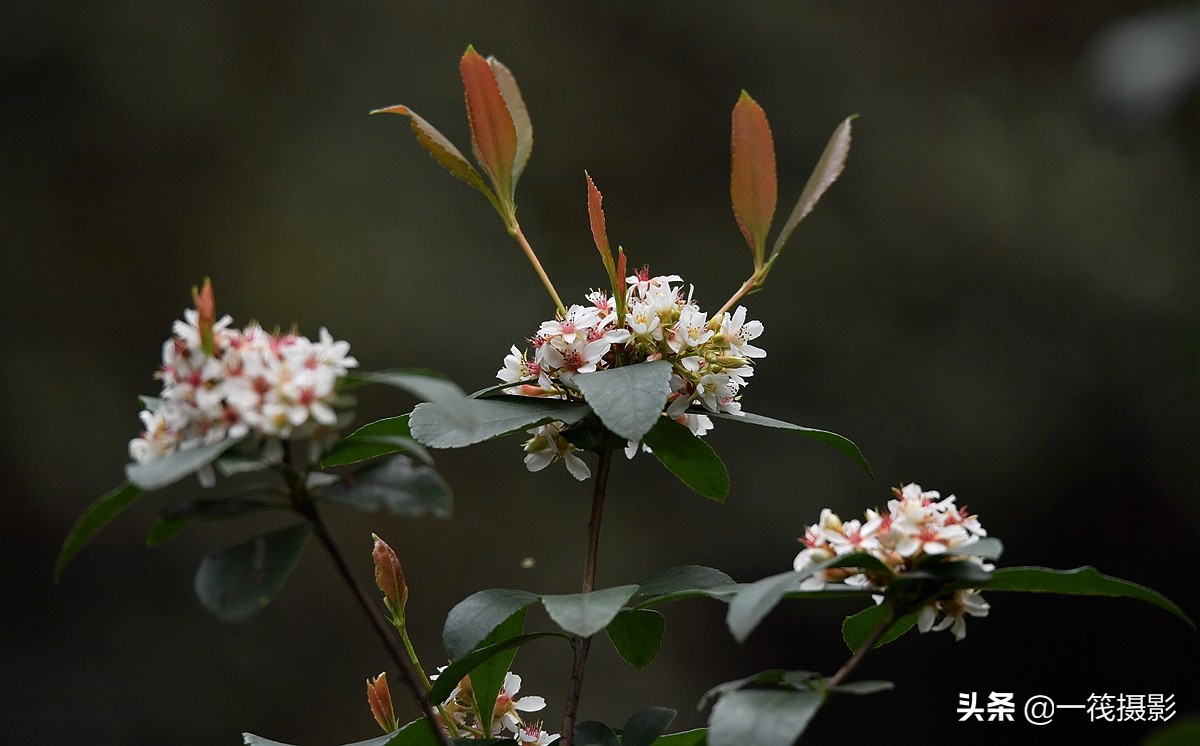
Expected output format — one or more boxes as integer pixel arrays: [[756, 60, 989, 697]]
[[192, 277, 216, 356], [715, 355, 748, 368], [372, 534, 408, 614], [366, 672, 398, 733]]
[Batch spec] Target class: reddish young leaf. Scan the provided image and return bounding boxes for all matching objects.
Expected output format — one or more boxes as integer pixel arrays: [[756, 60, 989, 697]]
[[460, 47, 518, 201], [730, 91, 777, 263], [585, 172, 615, 272], [488, 56, 533, 185], [370, 104, 492, 198], [771, 115, 854, 259]]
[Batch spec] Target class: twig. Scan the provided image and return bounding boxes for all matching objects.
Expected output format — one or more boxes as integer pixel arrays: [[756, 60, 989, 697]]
[[826, 614, 891, 689], [560, 444, 616, 746], [298, 496, 454, 746]]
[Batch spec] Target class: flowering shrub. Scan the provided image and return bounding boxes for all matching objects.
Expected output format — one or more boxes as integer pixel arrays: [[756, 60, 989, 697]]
[[129, 280, 360, 478], [501, 274, 765, 479], [57, 46, 1192, 746]]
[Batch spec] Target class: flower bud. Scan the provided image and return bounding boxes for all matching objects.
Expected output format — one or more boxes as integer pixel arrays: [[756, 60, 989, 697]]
[[372, 534, 408, 614], [192, 277, 216, 356], [366, 672, 398, 733]]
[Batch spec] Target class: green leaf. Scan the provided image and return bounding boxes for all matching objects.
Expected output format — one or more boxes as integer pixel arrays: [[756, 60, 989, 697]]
[[1142, 717, 1200, 746], [443, 588, 541, 660], [707, 689, 820, 746], [726, 571, 802, 643], [125, 437, 240, 490], [769, 115, 853, 261], [642, 416, 729, 502], [573, 360, 672, 443], [634, 566, 736, 600], [193, 522, 313, 622], [352, 369, 476, 429], [429, 630, 568, 704], [730, 90, 777, 262], [606, 609, 666, 669], [370, 104, 494, 200], [649, 730, 707, 746], [623, 707, 677, 746], [315, 456, 452, 518], [147, 496, 283, 546], [726, 552, 890, 643], [56, 481, 142, 581], [830, 680, 895, 695], [411, 396, 591, 449], [708, 411, 871, 478], [542, 584, 639, 637], [841, 604, 919, 652], [573, 722, 619, 746], [488, 57, 532, 185], [321, 415, 433, 468], [471, 609, 527, 739], [980, 566, 1194, 628]]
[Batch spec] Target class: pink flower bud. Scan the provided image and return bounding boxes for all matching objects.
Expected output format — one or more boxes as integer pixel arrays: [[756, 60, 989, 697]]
[[192, 278, 216, 356], [366, 672, 398, 733], [372, 534, 408, 613]]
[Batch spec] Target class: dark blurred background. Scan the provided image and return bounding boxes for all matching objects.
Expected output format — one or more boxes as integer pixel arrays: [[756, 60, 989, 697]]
[[3, 2, 1199, 745]]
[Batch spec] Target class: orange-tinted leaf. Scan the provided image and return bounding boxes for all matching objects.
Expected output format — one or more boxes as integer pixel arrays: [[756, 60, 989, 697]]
[[489, 56, 533, 185], [371, 104, 492, 198], [730, 91, 777, 262], [461, 47, 518, 201], [586, 172, 614, 272], [770, 115, 853, 259]]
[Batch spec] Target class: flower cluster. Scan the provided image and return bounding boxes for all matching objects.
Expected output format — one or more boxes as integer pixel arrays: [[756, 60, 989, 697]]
[[793, 483, 992, 640], [499, 272, 765, 478], [128, 302, 359, 477], [433, 669, 557, 743]]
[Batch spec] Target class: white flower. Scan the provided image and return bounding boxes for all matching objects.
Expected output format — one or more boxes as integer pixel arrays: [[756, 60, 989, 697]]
[[522, 423, 590, 480], [493, 672, 548, 735], [918, 589, 990, 641], [720, 305, 766, 359]]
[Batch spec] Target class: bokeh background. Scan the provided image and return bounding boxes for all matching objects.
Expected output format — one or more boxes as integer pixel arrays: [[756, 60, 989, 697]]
[[3, 2, 1199, 745]]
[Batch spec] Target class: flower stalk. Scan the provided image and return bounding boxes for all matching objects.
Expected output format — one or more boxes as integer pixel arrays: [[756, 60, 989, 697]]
[[560, 442, 616, 746]]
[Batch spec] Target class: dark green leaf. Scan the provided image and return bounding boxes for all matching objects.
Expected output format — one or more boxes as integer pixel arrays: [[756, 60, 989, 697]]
[[708, 411, 871, 478], [321, 415, 433, 468], [573, 361, 672, 442], [841, 604, 919, 652], [411, 396, 590, 449], [649, 730, 706, 746], [699, 670, 795, 710], [1141, 718, 1200, 746], [980, 566, 1194, 628], [642, 416, 730, 501], [147, 496, 282, 547], [56, 482, 142, 581], [443, 588, 541, 660], [623, 707, 677, 746], [726, 571, 803, 643], [125, 437, 240, 490], [194, 522, 312, 622], [471, 609, 527, 739], [573, 721, 619, 746], [353, 369, 476, 428], [542, 585, 638, 637], [707, 690, 821, 746], [429, 630, 569, 704], [831, 680, 894, 695], [635, 566, 736, 600], [607, 609, 666, 669], [315, 456, 452, 518]]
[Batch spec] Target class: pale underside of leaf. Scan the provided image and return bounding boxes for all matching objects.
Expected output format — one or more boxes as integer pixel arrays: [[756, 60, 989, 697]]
[[770, 115, 853, 260], [488, 56, 532, 184]]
